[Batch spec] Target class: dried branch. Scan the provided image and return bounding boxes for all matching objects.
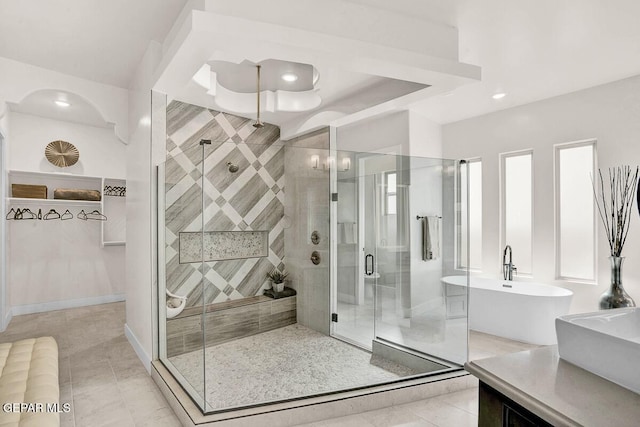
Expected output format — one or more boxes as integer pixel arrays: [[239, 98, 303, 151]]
[[592, 166, 639, 257]]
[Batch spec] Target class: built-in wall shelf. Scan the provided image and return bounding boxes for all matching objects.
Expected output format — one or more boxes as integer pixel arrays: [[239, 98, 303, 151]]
[[9, 170, 103, 180], [101, 177, 126, 247], [7, 197, 101, 207], [7, 170, 126, 247]]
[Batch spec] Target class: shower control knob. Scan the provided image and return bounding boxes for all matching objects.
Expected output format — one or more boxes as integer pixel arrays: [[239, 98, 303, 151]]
[[310, 251, 321, 265], [311, 231, 320, 245]]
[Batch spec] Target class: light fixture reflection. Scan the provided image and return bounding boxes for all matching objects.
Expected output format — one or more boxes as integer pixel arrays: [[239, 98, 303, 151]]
[[310, 154, 319, 169], [54, 100, 71, 107], [492, 92, 506, 100], [325, 156, 335, 170], [341, 158, 351, 171]]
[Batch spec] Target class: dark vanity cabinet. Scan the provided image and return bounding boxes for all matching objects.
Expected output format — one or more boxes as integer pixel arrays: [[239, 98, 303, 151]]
[[478, 382, 553, 427]]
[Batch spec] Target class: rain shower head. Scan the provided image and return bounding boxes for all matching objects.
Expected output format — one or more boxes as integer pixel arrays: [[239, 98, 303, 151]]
[[227, 162, 240, 173], [253, 65, 264, 128]]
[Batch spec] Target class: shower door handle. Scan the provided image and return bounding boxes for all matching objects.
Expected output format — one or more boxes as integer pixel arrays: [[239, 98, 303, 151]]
[[365, 254, 374, 276]]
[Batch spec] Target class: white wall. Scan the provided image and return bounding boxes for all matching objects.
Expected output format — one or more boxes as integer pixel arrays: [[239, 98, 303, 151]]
[[409, 110, 443, 159], [407, 110, 448, 312], [8, 221, 125, 310], [6, 113, 126, 314], [125, 42, 164, 371], [336, 111, 410, 155], [408, 163, 444, 313], [0, 57, 130, 327], [0, 113, 8, 330], [9, 113, 125, 177], [443, 74, 640, 315]]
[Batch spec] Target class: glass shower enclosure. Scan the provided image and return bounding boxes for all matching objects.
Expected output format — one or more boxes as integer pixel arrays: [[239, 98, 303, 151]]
[[331, 150, 468, 367], [156, 99, 469, 415]]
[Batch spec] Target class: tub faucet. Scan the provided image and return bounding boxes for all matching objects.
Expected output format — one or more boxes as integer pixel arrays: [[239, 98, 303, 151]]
[[503, 245, 517, 280]]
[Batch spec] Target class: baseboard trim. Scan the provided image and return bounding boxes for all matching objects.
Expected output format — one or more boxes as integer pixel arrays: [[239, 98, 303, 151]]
[[125, 323, 152, 373], [11, 294, 126, 316], [1, 307, 12, 332]]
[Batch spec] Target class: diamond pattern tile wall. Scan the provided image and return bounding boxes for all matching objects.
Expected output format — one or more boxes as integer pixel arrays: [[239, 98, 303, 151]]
[[165, 101, 286, 307]]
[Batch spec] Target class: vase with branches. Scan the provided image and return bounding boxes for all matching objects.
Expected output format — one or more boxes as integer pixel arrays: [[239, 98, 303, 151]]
[[593, 165, 639, 309]]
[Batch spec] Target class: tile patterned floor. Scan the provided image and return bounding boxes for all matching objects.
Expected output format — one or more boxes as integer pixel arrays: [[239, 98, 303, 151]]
[[169, 323, 427, 411], [0, 302, 539, 427]]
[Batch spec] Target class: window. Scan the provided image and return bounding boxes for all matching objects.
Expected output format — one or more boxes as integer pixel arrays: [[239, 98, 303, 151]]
[[500, 151, 533, 275], [459, 159, 482, 270], [555, 140, 596, 281], [385, 171, 397, 215]]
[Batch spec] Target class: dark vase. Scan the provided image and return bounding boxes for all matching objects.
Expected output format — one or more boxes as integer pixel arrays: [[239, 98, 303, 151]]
[[637, 182, 640, 217], [599, 256, 636, 309]]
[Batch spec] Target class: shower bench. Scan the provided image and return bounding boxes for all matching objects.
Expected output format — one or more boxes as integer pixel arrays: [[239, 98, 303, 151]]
[[166, 294, 296, 357]]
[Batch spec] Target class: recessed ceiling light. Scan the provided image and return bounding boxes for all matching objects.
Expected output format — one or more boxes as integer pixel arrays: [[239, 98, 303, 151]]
[[492, 93, 506, 100], [54, 100, 71, 107], [281, 73, 298, 82]]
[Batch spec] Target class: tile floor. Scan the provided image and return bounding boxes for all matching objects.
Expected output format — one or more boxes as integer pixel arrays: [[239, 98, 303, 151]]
[[0, 302, 180, 427], [0, 302, 539, 427], [299, 387, 479, 427], [169, 323, 436, 411]]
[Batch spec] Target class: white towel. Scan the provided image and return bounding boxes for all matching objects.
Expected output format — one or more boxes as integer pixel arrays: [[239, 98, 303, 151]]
[[339, 223, 357, 244], [425, 216, 440, 260]]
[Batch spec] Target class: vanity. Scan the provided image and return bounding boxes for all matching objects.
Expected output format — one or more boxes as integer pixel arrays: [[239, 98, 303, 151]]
[[466, 345, 640, 426]]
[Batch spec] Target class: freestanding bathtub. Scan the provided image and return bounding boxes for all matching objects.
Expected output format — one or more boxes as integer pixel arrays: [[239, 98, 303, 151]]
[[442, 276, 573, 345]]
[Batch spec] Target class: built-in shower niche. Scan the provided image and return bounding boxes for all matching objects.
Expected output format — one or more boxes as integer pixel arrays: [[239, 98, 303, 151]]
[[178, 230, 269, 263]]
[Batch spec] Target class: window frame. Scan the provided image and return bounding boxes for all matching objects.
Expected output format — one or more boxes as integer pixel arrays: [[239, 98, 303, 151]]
[[457, 158, 482, 271], [384, 171, 397, 215], [499, 149, 534, 277], [553, 139, 598, 283]]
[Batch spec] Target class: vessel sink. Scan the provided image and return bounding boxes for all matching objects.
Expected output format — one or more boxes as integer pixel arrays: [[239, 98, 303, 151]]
[[556, 308, 640, 394]]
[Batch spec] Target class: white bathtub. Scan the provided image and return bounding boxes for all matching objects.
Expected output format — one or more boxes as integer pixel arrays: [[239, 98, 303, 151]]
[[442, 276, 573, 345]]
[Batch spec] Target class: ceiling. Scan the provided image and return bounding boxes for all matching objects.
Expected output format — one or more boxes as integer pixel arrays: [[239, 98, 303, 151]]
[[408, 0, 640, 123], [2, 0, 640, 124], [9, 89, 112, 128], [0, 0, 187, 88]]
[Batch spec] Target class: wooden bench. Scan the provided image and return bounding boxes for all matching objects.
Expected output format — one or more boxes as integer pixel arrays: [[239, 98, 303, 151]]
[[166, 295, 296, 357]]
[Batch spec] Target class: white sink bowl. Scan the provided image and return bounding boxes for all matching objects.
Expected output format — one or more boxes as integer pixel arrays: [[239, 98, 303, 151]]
[[556, 308, 640, 394]]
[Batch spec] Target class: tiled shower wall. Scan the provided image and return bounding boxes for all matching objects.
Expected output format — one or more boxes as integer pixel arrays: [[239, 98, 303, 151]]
[[283, 129, 331, 334], [165, 100, 285, 307]]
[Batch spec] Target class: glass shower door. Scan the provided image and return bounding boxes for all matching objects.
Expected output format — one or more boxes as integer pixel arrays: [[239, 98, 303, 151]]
[[333, 165, 375, 349], [373, 158, 467, 365], [333, 152, 467, 366], [333, 154, 409, 353]]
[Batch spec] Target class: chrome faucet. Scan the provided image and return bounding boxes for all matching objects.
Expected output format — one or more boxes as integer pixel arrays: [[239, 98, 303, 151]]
[[503, 245, 517, 280]]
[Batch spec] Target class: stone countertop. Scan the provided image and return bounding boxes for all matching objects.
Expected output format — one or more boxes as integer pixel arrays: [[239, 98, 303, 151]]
[[465, 346, 640, 427]]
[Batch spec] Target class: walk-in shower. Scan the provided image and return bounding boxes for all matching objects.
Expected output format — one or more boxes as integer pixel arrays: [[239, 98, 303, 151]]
[[156, 98, 469, 414]]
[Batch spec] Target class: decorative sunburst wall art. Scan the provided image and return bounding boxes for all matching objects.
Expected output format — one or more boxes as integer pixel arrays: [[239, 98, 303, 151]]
[[45, 140, 79, 167]]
